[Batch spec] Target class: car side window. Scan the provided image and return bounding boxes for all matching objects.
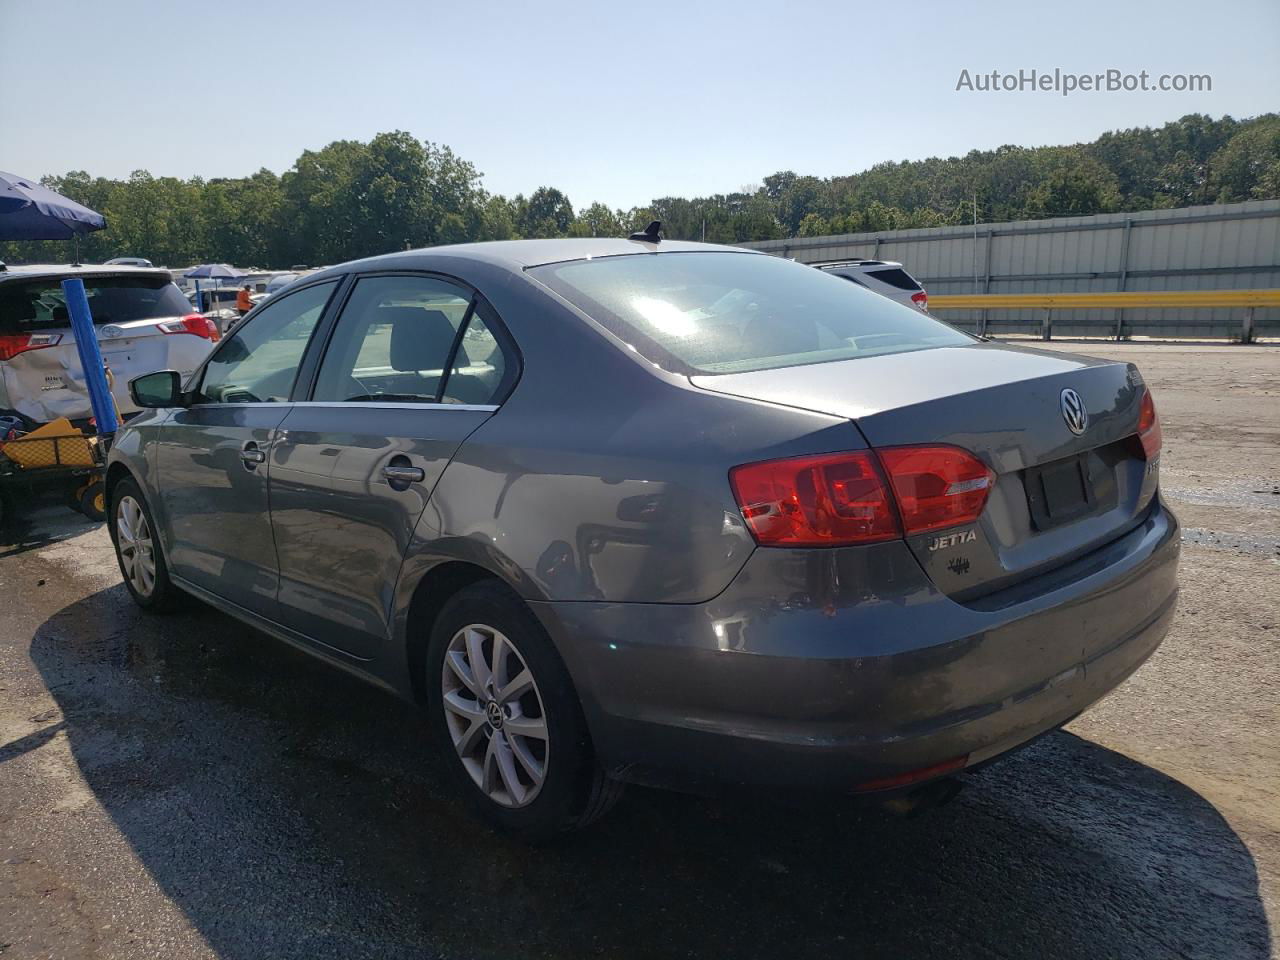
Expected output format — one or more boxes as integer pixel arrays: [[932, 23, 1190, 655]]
[[440, 302, 514, 406], [196, 281, 337, 404], [311, 275, 473, 404]]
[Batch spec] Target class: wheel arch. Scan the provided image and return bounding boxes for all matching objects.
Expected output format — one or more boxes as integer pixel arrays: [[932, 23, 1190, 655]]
[[104, 461, 141, 525], [400, 558, 522, 705]]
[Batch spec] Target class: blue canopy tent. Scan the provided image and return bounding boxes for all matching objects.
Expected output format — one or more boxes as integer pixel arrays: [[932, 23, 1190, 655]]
[[0, 171, 117, 435]]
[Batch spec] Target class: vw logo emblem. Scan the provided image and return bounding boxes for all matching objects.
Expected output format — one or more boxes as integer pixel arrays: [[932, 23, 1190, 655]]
[[1060, 388, 1088, 435], [485, 700, 504, 729]]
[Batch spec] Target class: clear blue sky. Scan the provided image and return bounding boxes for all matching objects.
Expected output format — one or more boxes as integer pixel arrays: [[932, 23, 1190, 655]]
[[2, 0, 1277, 209]]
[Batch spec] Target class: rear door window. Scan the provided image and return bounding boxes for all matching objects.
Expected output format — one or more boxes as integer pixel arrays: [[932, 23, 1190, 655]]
[[312, 275, 515, 405], [0, 276, 192, 333], [440, 304, 512, 406]]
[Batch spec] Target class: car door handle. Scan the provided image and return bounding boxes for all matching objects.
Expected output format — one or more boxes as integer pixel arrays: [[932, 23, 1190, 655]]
[[382, 464, 425, 484], [240, 445, 267, 466]]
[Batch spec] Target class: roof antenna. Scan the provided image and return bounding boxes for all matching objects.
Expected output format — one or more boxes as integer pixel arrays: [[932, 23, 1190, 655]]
[[628, 220, 662, 243]]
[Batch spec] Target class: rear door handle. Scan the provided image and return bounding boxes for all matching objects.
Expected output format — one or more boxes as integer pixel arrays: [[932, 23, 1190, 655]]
[[382, 464, 425, 484], [240, 443, 267, 466]]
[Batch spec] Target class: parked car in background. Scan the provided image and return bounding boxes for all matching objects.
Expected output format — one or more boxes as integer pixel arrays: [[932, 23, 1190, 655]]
[[0, 264, 220, 424], [107, 237, 1177, 837], [814, 259, 929, 313], [262, 272, 301, 298], [104, 256, 155, 268]]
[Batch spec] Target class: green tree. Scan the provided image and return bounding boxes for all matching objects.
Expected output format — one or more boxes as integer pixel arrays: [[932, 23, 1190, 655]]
[[515, 187, 575, 237], [569, 202, 625, 237], [1208, 118, 1280, 201]]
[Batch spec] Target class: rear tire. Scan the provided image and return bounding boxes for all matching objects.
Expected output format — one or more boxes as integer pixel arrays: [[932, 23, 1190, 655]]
[[109, 478, 181, 612], [425, 580, 622, 837]]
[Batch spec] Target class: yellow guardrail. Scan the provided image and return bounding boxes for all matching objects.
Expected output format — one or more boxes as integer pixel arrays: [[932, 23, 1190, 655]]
[[928, 290, 1280, 310], [927, 289, 1279, 341]]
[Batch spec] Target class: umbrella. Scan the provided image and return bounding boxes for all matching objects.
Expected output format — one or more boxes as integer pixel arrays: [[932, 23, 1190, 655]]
[[184, 264, 243, 315], [0, 171, 107, 240], [184, 263, 243, 280]]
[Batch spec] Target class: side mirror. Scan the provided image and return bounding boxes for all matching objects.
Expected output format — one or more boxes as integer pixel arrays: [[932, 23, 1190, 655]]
[[129, 370, 185, 408]]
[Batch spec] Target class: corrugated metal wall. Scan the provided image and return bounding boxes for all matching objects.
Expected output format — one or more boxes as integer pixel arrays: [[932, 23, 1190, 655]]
[[739, 200, 1280, 338]]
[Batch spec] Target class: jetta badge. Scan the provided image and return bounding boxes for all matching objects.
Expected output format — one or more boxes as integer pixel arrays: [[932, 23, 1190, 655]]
[[1060, 388, 1088, 435]]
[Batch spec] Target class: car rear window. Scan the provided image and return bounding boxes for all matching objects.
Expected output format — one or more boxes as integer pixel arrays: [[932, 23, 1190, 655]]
[[867, 267, 922, 291], [0, 276, 192, 333], [528, 252, 970, 375]]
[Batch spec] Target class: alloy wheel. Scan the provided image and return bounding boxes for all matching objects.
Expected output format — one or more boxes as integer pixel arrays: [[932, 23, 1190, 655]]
[[441, 623, 549, 808], [116, 495, 156, 597]]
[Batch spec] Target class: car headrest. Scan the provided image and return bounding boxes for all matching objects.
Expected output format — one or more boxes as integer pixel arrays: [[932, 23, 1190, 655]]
[[385, 307, 469, 371]]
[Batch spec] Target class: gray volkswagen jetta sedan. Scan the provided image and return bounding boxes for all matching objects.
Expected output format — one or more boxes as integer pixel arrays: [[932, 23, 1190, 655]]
[[107, 235, 1179, 835]]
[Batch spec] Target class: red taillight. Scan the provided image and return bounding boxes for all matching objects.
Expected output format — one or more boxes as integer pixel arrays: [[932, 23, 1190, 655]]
[[159, 314, 221, 342], [729, 451, 901, 546], [910, 291, 928, 311], [877, 445, 994, 536], [1137, 389, 1161, 460], [730, 444, 994, 547], [0, 333, 62, 361]]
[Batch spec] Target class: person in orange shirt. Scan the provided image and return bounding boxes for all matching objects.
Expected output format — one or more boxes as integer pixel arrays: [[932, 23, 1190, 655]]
[[235, 283, 254, 317]]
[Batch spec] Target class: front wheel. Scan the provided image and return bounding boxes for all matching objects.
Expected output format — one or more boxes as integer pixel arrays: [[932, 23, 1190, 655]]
[[110, 478, 181, 612], [426, 581, 622, 836]]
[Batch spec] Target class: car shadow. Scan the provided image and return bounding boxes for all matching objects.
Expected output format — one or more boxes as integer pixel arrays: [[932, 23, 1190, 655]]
[[28, 585, 1271, 960], [0, 490, 100, 559]]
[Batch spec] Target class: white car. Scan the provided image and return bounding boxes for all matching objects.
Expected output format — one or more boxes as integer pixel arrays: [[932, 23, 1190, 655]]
[[104, 256, 154, 268], [814, 260, 929, 313], [0, 264, 220, 424]]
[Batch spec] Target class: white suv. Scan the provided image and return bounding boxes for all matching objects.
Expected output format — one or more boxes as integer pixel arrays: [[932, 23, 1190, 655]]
[[814, 260, 929, 313], [0, 264, 220, 425]]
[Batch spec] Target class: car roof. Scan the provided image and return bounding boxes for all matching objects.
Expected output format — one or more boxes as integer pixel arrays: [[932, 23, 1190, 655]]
[[0, 263, 174, 284], [308, 238, 762, 282]]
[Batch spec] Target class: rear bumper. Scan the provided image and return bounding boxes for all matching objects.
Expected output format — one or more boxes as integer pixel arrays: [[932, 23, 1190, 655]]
[[532, 497, 1180, 791]]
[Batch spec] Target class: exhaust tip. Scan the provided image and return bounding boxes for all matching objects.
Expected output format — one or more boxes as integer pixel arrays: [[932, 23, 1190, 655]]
[[876, 777, 964, 818]]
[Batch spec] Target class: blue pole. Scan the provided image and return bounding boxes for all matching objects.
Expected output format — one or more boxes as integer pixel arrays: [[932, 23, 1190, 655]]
[[60, 278, 119, 435]]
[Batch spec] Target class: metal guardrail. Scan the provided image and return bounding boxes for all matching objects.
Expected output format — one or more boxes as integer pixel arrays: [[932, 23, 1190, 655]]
[[928, 290, 1280, 342]]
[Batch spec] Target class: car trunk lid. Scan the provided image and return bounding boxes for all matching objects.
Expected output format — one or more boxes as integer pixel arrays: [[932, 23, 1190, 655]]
[[692, 342, 1159, 599]]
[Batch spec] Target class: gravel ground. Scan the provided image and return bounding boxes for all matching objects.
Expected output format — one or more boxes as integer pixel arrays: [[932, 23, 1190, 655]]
[[0, 341, 1276, 959]]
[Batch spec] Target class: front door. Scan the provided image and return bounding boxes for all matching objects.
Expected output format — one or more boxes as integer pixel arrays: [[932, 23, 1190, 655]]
[[155, 280, 339, 618], [269, 274, 515, 659]]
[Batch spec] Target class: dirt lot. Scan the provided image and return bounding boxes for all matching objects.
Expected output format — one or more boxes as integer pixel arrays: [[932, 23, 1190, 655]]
[[0, 341, 1276, 959]]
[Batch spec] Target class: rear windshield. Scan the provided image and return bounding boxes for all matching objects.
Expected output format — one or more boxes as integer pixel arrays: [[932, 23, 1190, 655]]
[[529, 252, 970, 375], [0, 276, 191, 333], [867, 267, 922, 291]]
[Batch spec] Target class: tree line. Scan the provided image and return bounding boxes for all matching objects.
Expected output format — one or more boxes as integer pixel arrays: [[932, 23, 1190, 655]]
[[3, 113, 1277, 269]]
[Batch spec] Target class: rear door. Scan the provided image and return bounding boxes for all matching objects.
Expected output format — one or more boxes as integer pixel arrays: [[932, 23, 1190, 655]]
[[155, 280, 339, 618], [269, 273, 515, 659]]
